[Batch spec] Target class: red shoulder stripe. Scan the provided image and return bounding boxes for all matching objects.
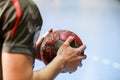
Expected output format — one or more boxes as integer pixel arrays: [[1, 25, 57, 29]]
[[10, 0, 21, 38]]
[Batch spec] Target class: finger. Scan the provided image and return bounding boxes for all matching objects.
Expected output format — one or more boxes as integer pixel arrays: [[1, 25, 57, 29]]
[[36, 37, 44, 47], [36, 28, 53, 46], [80, 54, 87, 60], [75, 54, 87, 61], [75, 44, 86, 54], [43, 28, 53, 37], [63, 36, 74, 46]]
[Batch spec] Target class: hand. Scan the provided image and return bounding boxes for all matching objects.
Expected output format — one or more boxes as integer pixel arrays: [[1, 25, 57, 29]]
[[35, 29, 53, 60], [56, 36, 87, 73]]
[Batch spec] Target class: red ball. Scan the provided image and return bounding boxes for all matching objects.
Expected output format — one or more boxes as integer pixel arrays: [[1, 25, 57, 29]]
[[40, 30, 83, 65]]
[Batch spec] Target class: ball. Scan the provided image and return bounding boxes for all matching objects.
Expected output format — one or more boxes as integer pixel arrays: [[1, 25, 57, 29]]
[[40, 30, 83, 65]]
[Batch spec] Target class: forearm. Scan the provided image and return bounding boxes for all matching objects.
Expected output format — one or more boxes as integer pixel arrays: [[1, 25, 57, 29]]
[[33, 56, 65, 80]]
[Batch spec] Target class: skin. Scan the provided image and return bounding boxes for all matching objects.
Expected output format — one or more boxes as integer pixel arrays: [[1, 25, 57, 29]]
[[2, 29, 87, 80]]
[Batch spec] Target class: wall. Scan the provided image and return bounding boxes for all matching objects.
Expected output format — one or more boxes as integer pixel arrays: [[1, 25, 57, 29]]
[[33, 0, 120, 80]]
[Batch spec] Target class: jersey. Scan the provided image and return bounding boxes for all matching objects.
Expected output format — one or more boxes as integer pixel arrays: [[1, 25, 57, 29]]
[[0, 0, 43, 79]]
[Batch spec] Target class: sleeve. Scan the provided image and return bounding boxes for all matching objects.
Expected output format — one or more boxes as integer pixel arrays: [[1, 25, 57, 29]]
[[2, 0, 43, 57]]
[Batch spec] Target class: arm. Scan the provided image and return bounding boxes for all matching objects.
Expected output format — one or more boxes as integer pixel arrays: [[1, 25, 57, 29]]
[[33, 56, 65, 80], [33, 36, 87, 80], [2, 51, 64, 80], [2, 52, 33, 80], [2, 37, 86, 80], [34, 29, 65, 80]]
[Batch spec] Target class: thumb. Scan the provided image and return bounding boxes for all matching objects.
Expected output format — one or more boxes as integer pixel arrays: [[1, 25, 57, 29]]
[[36, 37, 44, 48]]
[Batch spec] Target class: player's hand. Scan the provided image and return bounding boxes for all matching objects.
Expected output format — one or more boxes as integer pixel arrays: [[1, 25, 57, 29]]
[[35, 28, 53, 60], [57, 36, 87, 73]]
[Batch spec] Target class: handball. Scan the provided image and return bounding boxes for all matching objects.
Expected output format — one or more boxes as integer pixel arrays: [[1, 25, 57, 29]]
[[40, 30, 83, 65]]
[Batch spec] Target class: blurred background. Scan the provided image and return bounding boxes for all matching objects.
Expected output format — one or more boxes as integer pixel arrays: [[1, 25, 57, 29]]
[[33, 0, 120, 80]]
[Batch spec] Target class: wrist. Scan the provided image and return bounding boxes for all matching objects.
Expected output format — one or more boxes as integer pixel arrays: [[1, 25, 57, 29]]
[[53, 55, 66, 71]]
